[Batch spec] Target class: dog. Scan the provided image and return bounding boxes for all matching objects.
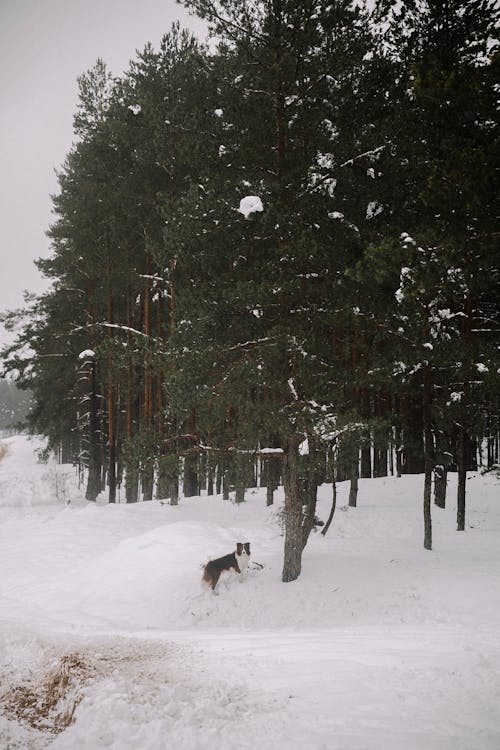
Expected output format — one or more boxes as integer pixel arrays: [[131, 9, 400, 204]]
[[202, 542, 251, 591]]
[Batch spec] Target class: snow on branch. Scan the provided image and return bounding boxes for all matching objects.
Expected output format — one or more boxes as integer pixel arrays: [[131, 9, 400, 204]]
[[198, 443, 284, 456], [315, 421, 367, 443], [227, 336, 274, 351], [73, 322, 151, 338], [302, 144, 389, 199], [288, 378, 299, 401], [340, 144, 388, 168]]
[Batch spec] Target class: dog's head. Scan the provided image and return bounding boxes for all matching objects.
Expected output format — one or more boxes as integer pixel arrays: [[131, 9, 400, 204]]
[[236, 542, 250, 558]]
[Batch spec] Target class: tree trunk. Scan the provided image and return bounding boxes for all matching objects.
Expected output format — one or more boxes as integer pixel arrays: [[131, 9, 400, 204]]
[[126, 465, 139, 503], [434, 465, 447, 509], [234, 453, 247, 504], [457, 424, 467, 531], [321, 459, 337, 537], [360, 442, 372, 478], [108, 420, 116, 503], [281, 437, 318, 582], [207, 453, 215, 496], [142, 460, 154, 502], [85, 359, 101, 502], [282, 440, 304, 582], [266, 454, 280, 506], [348, 440, 359, 508], [360, 390, 372, 478], [222, 466, 230, 500], [403, 399, 425, 474], [301, 439, 319, 544], [183, 452, 198, 497], [423, 364, 433, 550], [125, 284, 139, 503], [107, 291, 116, 503], [457, 293, 472, 530], [216, 457, 224, 495], [156, 456, 170, 501], [143, 255, 153, 437], [266, 474, 275, 506]]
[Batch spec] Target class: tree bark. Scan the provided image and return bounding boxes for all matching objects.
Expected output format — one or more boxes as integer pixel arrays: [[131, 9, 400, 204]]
[[234, 453, 247, 504], [142, 460, 154, 502], [126, 465, 139, 503], [85, 359, 101, 502], [321, 459, 337, 537], [107, 290, 116, 503], [282, 440, 304, 582], [183, 452, 198, 497], [266, 454, 280, 506], [348, 439, 359, 507], [457, 293, 472, 530], [423, 364, 433, 550], [457, 424, 467, 531], [434, 465, 447, 508], [125, 284, 139, 503], [281, 437, 318, 582]]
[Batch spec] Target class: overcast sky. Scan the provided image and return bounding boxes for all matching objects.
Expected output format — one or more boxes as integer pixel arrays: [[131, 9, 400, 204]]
[[0, 0, 206, 347]]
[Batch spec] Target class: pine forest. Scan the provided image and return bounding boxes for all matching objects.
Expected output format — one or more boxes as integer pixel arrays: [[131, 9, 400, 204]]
[[2, 0, 499, 582]]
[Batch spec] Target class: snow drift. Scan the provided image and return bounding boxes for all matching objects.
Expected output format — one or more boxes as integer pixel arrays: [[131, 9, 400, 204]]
[[1, 435, 499, 749]]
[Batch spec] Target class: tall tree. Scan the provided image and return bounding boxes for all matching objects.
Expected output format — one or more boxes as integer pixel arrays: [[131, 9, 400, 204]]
[[174, 0, 390, 580]]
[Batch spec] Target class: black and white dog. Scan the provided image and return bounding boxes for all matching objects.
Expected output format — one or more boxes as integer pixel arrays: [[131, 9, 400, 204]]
[[202, 542, 251, 591]]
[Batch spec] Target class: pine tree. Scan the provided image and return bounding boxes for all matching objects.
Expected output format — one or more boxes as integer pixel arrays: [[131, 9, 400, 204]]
[[174, 0, 390, 580], [360, 0, 500, 543]]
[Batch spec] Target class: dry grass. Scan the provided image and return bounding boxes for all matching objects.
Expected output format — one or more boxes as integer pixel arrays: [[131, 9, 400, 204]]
[[0, 442, 8, 461], [0, 653, 95, 735]]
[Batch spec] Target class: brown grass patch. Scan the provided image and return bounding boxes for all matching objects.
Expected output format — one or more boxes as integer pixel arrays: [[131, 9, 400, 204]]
[[0, 653, 95, 735], [0, 442, 8, 461]]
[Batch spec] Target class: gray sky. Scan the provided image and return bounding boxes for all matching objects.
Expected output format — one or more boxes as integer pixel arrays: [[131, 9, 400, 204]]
[[0, 0, 206, 347]]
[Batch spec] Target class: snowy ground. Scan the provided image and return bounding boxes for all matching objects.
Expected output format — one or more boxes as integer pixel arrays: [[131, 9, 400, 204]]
[[0, 435, 499, 749]]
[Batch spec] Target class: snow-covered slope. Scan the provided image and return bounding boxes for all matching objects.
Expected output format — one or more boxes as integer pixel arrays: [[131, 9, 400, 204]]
[[1, 435, 499, 749]]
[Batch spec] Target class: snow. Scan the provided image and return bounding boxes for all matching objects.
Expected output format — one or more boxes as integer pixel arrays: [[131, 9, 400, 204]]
[[238, 195, 263, 218], [1, 435, 500, 749], [78, 350, 95, 360], [316, 152, 335, 170], [128, 104, 141, 115], [298, 438, 309, 456], [366, 200, 384, 219]]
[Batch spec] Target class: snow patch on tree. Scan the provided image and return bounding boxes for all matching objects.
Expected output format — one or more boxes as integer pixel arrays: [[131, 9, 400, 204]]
[[298, 438, 309, 456], [78, 350, 95, 360], [239, 196, 264, 218], [366, 201, 384, 220]]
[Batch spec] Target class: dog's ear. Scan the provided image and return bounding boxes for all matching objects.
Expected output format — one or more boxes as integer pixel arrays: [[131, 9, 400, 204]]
[[244, 542, 251, 555], [236, 542, 243, 554]]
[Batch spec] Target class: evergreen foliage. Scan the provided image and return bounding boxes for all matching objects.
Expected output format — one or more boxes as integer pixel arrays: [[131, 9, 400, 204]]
[[1, 2, 499, 579]]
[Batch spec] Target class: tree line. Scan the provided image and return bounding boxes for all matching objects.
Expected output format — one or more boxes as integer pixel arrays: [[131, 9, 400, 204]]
[[1, 0, 499, 581]]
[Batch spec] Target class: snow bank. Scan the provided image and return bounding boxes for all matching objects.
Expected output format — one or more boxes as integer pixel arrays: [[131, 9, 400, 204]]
[[1, 436, 499, 749]]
